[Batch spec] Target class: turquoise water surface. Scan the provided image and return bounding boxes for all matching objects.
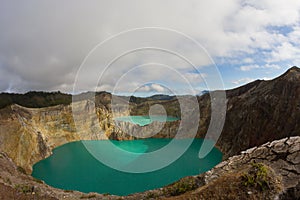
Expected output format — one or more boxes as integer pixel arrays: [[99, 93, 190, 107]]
[[114, 115, 179, 126], [32, 139, 222, 196]]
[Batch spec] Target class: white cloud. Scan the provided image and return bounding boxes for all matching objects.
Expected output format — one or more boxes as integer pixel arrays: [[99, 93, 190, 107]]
[[183, 73, 207, 83], [268, 42, 300, 62], [239, 64, 281, 71], [289, 27, 300, 44], [261, 77, 273, 80], [232, 75, 273, 86], [239, 65, 260, 71], [0, 0, 300, 93], [243, 58, 254, 63], [263, 64, 281, 70], [149, 84, 166, 93], [232, 77, 255, 85]]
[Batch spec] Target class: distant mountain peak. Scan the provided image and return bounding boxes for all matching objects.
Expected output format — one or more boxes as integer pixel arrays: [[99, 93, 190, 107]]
[[279, 66, 300, 81], [287, 66, 300, 73]]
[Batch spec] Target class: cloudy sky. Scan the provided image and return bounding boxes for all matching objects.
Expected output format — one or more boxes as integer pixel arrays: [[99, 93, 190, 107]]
[[1, 0, 300, 96]]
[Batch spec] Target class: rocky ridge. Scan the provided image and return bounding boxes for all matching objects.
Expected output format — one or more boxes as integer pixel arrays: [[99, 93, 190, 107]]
[[216, 66, 300, 158]]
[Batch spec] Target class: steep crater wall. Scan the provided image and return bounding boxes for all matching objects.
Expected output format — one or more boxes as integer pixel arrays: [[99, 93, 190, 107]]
[[0, 100, 181, 173]]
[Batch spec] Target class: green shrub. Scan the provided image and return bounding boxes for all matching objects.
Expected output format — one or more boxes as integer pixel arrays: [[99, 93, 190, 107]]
[[243, 162, 270, 191], [15, 184, 33, 193], [145, 192, 160, 199], [164, 178, 197, 196]]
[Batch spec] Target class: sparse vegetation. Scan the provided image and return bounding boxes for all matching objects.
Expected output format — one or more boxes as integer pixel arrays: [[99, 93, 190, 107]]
[[243, 162, 270, 191], [14, 184, 33, 194], [145, 192, 160, 199], [0, 91, 72, 109], [163, 177, 197, 196]]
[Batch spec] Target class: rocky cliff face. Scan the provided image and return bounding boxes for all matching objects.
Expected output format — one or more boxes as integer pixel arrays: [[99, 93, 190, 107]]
[[111, 120, 179, 140], [0, 102, 100, 173], [197, 66, 300, 159], [0, 99, 180, 173]]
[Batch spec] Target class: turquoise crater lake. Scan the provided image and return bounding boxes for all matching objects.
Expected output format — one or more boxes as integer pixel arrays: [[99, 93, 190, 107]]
[[113, 115, 179, 126], [32, 139, 222, 196]]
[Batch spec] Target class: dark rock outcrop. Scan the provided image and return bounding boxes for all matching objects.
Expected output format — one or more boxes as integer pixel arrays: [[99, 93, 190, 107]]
[[215, 66, 300, 158], [205, 136, 300, 199], [36, 132, 49, 158]]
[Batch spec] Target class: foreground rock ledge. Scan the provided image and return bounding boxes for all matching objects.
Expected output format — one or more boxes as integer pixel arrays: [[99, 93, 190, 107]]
[[0, 136, 299, 200]]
